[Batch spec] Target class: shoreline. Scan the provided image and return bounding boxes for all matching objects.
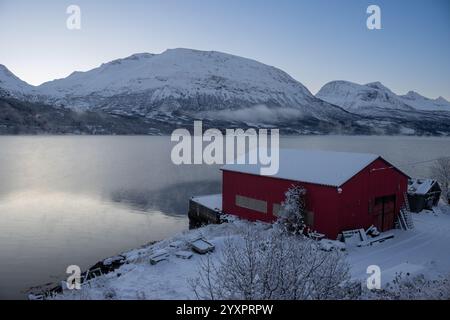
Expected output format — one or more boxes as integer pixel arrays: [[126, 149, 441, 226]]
[[29, 205, 450, 299], [27, 240, 160, 300]]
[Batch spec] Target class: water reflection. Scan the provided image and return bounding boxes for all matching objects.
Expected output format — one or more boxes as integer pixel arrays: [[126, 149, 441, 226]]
[[110, 180, 221, 216], [0, 189, 187, 299]]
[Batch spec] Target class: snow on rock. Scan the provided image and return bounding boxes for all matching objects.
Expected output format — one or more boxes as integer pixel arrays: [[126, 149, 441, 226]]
[[399, 126, 416, 135], [316, 80, 415, 114], [317, 80, 450, 116], [103, 255, 125, 266], [399, 91, 450, 112], [49, 204, 450, 299], [0, 64, 37, 97], [319, 239, 346, 251]]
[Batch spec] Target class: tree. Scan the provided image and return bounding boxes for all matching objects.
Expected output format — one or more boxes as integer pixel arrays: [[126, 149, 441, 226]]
[[430, 157, 450, 201], [276, 185, 307, 235], [190, 227, 356, 300]]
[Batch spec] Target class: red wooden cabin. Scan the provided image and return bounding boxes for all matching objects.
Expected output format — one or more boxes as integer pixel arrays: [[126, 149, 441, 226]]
[[221, 149, 409, 239]]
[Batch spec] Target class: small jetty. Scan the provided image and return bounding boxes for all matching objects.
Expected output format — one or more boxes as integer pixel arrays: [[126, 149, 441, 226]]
[[188, 194, 224, 228]]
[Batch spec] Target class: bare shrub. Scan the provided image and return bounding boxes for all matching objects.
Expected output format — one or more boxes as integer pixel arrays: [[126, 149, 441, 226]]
[[190, 228, 356, 300], [430, 157, 450, 201], [363, 273, 450, 300]]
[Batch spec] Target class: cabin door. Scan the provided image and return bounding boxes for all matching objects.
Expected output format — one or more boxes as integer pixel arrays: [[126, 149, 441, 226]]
[[373, 195, 396, 232]]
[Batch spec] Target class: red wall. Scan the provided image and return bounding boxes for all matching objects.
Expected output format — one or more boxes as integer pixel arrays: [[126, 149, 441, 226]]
[[221, 157, 408, 239], [222, 170, 340, 237], [338, 158, 408, 234]]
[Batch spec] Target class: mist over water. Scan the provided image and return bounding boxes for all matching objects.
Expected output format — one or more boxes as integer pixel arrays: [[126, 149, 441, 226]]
[[0, 135, 449, 299]]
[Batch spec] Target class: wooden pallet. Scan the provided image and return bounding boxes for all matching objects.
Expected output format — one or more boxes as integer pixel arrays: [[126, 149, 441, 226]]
[[358, 233, 394, 247]]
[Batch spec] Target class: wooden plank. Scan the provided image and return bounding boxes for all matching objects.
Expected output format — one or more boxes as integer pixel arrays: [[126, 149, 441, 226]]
[[358, 233, 394, 247], [359, 228, 368, 242]]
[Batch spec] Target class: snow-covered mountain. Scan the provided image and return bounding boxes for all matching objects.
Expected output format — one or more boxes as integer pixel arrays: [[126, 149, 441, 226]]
[[40, 49, 311, 100], [316, 80, 415, 114], [399, 91, 450, 112], [1, 49, 450, 135], [0, 64, 36, 97], [34, 48, 349, 121], [316, 80, 450, 114]]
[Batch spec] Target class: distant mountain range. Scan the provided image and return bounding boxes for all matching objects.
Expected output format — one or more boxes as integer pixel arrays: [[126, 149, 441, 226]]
[[1, 48, 449, 135], [317, 80, 450, 114]]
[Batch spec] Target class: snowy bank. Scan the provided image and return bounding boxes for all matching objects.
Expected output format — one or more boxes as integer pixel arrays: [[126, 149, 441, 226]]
[[50, 205, 450, 300]]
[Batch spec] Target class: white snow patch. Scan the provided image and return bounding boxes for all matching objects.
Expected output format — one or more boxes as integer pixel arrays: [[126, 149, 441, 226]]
[[400, 127, 416, 135], [408, 178, 438, 195], [191, 194, 222, 211]]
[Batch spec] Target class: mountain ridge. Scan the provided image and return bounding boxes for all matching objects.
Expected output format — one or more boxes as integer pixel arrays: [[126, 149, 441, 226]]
[[1, 49, 450, 135], [317, 80, 450, 113], [9, 48, 352, 123]]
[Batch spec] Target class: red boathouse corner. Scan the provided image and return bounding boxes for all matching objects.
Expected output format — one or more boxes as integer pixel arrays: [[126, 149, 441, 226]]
[[221, 149, 410, 239]]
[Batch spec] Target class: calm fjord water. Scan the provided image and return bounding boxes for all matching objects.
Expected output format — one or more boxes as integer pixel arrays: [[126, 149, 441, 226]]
[[0, 135, 449, 299]]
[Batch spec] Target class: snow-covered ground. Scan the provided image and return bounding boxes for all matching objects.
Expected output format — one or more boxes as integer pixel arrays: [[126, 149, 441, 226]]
[[51, 204, 450, 300], [348, 205, 450, 285]]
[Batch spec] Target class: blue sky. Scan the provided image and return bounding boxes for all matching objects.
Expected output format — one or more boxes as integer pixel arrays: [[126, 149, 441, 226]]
[[0, 0, 449, 99]]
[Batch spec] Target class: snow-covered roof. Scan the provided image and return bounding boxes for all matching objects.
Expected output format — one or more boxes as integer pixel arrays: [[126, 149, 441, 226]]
[[221, 149, 381, 187], [408, 179, 439, 195], [191, 194, 222, 211]]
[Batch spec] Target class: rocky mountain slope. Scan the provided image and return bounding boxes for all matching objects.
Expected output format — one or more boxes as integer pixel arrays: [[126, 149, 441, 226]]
[[0, 64, 38, 98], [0, 96, 169, 135]]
